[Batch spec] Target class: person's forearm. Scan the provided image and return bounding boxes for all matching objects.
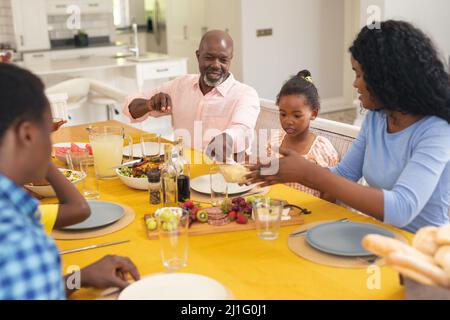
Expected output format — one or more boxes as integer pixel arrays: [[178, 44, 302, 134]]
[[129, 98, 149, 119], [46, 164, 90, 227], [301, 164, 385, 221], [63, 267, 90, 297]]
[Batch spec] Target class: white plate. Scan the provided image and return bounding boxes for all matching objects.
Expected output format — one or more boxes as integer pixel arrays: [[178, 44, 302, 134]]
[[118, 273, 232, 300], [190, 174, 254, 195], [123, 143, 165, 158]]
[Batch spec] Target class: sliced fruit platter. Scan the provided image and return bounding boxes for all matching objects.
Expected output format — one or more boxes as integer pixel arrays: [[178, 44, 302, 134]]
[[144, 196, 305, 240]]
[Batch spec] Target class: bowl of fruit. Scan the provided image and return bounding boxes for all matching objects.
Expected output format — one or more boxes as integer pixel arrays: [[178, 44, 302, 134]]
[[53, 142, 93, 166]]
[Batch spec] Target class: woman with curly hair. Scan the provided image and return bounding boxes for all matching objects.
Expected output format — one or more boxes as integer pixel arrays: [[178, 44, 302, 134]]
[[248, 20, 450, 233]]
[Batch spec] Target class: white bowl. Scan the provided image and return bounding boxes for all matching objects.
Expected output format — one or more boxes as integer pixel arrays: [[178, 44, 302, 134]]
[[53, 142, 90, 166], [26, 169, 86, 198], [116, 163, 149, 191]]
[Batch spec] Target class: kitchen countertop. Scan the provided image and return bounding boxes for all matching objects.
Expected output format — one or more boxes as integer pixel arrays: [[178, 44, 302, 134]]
[[16, 53, 187, 76]]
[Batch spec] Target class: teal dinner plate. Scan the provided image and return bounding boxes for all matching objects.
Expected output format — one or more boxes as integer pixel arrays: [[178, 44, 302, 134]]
[[306, 221, 395, 257], [62, 201, 124, 231]]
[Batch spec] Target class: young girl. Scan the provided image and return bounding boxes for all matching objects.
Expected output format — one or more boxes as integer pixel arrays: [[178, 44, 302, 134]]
[[268, 70, 339, 198]]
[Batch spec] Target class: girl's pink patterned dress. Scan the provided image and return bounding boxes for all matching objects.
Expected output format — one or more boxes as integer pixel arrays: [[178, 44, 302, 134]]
[[267, 132, 340, 197]]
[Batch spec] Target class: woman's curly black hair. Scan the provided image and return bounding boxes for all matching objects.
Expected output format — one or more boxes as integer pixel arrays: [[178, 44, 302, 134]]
[[349, 20, 450, 123]]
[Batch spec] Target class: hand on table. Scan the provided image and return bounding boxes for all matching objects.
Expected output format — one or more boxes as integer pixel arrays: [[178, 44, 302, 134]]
[[80, 255, 140, 290], [148, 93, 173, 114]]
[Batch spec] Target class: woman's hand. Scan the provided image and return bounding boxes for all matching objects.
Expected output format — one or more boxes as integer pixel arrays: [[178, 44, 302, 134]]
[[79, 255, 140, 290], [246, 148, 313, 186]]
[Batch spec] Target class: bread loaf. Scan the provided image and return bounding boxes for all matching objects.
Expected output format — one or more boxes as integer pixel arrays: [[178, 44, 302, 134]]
[[391, 266, 436, 286], [436, 225, 450, 246], [362, 234, 435, 264], [412, 226, 439, 256], [434, 246, 450, 268], [386, 251, 450, 288], [219, 163, 249, 184]]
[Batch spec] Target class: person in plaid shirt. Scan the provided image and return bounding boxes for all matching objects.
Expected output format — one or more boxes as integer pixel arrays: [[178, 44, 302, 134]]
[[0, 64, 140, 300]]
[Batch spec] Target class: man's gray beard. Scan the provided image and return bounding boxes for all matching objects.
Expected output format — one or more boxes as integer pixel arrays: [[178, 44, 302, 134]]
[[203, 74, 225, 87]]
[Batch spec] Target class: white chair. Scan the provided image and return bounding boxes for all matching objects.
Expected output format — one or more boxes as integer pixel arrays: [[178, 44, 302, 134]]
[[87, 79, 128, 121], [45, 78, 89, 111], [310, 118, 360, 159]]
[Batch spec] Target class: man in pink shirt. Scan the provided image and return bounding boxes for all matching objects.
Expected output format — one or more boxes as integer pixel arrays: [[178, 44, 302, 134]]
[[123, 30, 260, 161]]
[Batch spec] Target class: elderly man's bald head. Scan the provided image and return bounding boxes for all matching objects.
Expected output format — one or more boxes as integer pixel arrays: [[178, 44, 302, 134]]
[[196, 30, 234, 90], [198, 30, 234, 56]]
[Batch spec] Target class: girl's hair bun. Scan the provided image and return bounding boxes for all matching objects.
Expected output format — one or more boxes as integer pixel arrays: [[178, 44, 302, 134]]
[[297, 70, 312, 79]]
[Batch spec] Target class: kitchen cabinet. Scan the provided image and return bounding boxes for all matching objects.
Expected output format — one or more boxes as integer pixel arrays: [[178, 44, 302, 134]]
[[11, 0, 51, 52], [166, 0, 240, 74], [166, 0, 206, 73], [47, 0, 112, 15], [22, 45, 127, 63], [46, 0, 70, 15], [81, 0, 113, 14]]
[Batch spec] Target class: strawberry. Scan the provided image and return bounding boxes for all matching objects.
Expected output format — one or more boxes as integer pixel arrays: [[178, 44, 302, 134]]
[[191, 207, 199, 215], [228, 211, 237, 221], [236, 213, 248, 224], [184, 200, 194, 210]]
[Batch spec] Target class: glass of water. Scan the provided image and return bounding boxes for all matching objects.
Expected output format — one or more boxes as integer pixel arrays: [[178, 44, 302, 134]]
[[156, 207, 189, 272], [252, 198, 284, 240], [80, 158, 100, 200]]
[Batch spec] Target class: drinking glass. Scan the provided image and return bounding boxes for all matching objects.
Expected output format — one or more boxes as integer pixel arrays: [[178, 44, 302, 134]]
[[210, 166, 228, 207], [156, 208, 189, 272], [64, 149, 90, 171], [252, 198, 284, 240], [88, 126, 133, 179], [80, 158, 100, 200], [140, 133, 161, 161]]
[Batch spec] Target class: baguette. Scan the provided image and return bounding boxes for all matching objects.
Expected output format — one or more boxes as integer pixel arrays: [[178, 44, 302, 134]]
[[436, 225, 450, 246], [362, 234, 435, 264], [386, 251, 450, 288], [412, 226, 439, 256], [434, 246, 450, 268], [391, 266, 436, 286]]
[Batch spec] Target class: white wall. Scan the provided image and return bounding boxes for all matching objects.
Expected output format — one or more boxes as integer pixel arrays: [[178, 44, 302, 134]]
[[359, 0, 450, 65], [240, 0, 347, 106], [385, 0, 450, 63]]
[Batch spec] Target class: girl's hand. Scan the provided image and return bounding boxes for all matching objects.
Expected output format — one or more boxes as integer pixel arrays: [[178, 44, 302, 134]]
[[245, 148, 313, 186], [52, 119, 67, 132]]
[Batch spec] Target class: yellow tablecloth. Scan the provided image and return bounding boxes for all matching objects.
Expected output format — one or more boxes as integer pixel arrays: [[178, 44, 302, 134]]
[[44, 121, 413, 300]]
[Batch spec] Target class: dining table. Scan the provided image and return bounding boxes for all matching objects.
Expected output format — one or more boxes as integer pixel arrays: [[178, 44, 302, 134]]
[[45, 120, 413, 300]]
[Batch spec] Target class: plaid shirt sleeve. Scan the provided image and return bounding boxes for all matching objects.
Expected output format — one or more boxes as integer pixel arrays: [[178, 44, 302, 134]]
[[0, 185, 65, 300]]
